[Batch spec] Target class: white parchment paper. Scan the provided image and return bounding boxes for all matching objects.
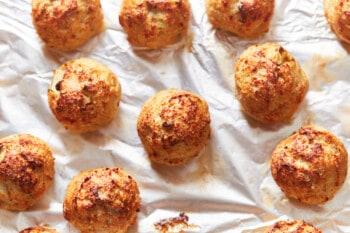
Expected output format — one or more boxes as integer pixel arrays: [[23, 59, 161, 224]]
[[1, 0, 350, 232]]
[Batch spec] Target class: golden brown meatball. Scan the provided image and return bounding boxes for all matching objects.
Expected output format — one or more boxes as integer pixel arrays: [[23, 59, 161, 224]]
[[63, 168, 141, 233], [48, 58, 122, 133], [119, 0, 191, 48], [265, 219, 322, 233], [324, 0, 350, 44], [271, 125, 348, 205], [0, 134, 54, 211], [31, 0, 104, 51], [137, 89, 211, 166], [19, 226, 59, 233], [234, 42, 309, 124], [206, 0, 275, 38]]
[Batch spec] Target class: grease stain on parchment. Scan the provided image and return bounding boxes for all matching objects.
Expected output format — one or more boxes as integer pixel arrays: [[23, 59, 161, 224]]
[[338, 106, 350, 137], [304, 53, 343, 91]]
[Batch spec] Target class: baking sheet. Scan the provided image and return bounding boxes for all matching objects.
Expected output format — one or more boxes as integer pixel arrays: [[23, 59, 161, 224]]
[[1, 0, 350, 232]]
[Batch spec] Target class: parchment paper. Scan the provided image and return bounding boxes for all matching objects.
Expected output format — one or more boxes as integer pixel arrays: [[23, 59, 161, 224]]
[[1, 0, 350, 232]]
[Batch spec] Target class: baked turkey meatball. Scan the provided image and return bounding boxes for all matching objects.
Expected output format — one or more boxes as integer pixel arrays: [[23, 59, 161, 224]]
[[234, 42, 309, 124], [0, 134, 54, 210], [324, 0, 350, 44], [206, 0, 275, 38], [137, 89, 211, 166], [265, 219, 322, 233], [119, 0, 191, 48], [32, 0, 104, 51], [271, 125, 348, 205], [63, 168, 141, 233], [48, 58, 122, 133]]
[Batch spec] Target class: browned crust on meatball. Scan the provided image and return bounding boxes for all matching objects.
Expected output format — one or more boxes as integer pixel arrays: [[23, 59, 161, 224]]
[[137, 89, 211, 166], [0, 134, 54, 211], [271, 125, 348, 205], [48, 58, 121, 133], [324, 0, 350, 44], [19, 226, 59, 233], [31, 0, 104, 51], [119, 0, 191, 48], [63, 168, 141, 233], [206, 0, 275, 38], [234, 42, 309, 124], [265, 219, 322, 233]]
